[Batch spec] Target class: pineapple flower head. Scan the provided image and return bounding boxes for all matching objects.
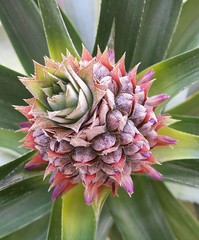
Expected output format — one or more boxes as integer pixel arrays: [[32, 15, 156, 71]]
[[16, 47, 176, 205]]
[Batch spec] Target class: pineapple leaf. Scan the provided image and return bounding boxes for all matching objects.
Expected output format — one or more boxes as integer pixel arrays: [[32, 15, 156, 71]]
[[0, 0, 49, 74], [165, 182, 199, 204], [93, 0, 118, 55], [114, 0, 146, 70], [107, 177, 175, 240], [47, 186, 108, 240], [0, 185, 51, 239], [46, 198, 62, 240], [166, 0, 199, 57], [38, 0, 80, 61], [60, 8, 83, 55], [0, 65, 30, 130], [152, 127, 199, 162], [62, 185, 97, 240], [153, 181, 199, 240], [170, 115, 199, 135], [108, 224, 123, 240], [60, 0, 100, 52], [0, 129, 27, 158], [138, 48, 199, 113], [0, 166, 45, 205], [168, 92, 199, 116], [96, 204, 113, 240], [0, 19, 24, 73], [92, 187, 110, 221], [0, 151, 35, 181], [155, 159, 199, 188], [0, 214, 49, 240], [130, 0, 183, 71]]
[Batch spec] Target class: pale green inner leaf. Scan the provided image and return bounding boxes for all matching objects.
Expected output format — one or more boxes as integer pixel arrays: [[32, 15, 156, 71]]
[[42, 87, 54, 97], [47, 92, 66, 111], [65, 89, 88, 121], [65, 84, 78, 108], [66, 65, 93, 108]]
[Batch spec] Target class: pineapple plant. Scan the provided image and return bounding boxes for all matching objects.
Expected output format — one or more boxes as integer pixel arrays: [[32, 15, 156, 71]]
[[0, 0, 199, 239]]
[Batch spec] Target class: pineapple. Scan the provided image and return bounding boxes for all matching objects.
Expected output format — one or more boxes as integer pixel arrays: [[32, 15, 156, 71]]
[[0, 0, 199, 239], [16, 48, 175, 204]]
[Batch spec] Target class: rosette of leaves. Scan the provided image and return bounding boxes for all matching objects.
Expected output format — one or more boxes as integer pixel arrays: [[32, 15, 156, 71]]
[[0, 0, 199, 240]]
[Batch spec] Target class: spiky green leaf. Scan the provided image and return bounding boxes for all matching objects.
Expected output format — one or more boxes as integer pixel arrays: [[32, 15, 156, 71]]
[[0, 0, 49, 74], [170, 115, 199, 135], [153, 181, 199, 240], [152, 127, 199, 162], [93, 0, 118, 55], [130, 0, 183, 70], [107, 177, 175, 240], [38, 0, 79, 61], [138, 48, 199, 113], [46, 198, 62, 240], [169, 92, 199, 116], [166, 0, 199, 57], [0, 186, 51, 239], [114, 0, 145, 69], [0, 65, 30, 130], [155, 159, 199, 188]]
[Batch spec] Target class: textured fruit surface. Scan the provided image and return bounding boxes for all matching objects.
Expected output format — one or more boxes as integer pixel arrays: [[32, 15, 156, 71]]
[[16, 48, 175, 204]]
